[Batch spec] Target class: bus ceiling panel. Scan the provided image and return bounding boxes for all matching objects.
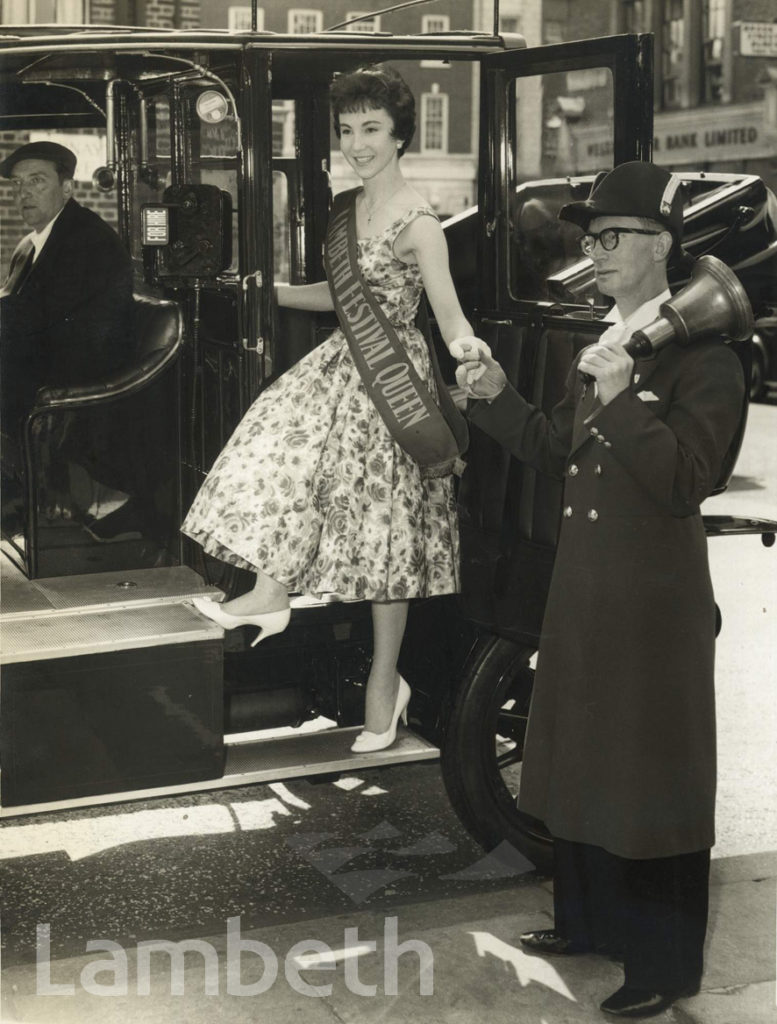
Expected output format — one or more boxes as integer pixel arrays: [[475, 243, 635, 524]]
[[0, 48, 238, 88]]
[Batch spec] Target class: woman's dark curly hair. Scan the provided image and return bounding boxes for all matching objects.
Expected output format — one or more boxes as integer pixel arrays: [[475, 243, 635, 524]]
[[331, 64, 415, 157]]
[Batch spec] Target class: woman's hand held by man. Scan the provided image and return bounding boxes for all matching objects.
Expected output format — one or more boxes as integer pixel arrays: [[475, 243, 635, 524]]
[[454, 346, 507, 401]]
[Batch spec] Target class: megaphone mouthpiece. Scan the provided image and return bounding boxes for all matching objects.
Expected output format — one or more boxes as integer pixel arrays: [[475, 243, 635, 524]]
[[624, 255, 754, 360]]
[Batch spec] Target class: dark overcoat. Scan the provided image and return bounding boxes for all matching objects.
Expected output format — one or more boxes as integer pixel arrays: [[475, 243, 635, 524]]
[[469, 334, 744, 859]]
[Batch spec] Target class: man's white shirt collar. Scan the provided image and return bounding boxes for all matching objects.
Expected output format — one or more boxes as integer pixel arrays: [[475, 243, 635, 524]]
[[602, 289, 672, 336], [26, 203, 67, 262]]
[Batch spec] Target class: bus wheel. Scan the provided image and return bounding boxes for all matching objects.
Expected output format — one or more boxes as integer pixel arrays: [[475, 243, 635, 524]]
[[750, 348, 765, 402], [441, 634, 553, 874]]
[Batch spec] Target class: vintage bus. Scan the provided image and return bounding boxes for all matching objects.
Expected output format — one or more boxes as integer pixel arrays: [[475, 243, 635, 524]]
[[1, 20, 775, 871]]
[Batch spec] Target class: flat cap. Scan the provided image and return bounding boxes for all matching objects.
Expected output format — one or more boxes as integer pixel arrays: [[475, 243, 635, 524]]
[[0, 141, 77, 179]]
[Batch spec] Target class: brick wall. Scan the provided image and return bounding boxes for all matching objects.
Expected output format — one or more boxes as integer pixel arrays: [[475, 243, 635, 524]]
[[180, 0, 200, 28], [89, 0, 117, 24]]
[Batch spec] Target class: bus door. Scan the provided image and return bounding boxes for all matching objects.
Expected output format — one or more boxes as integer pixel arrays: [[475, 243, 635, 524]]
[[462, 34, 654, 642]]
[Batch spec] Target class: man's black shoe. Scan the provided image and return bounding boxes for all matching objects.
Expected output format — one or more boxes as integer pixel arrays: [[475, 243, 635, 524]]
[[600, 983, 700, 1018], [83, 500, 142, 543], [519, 929, 590, 956]]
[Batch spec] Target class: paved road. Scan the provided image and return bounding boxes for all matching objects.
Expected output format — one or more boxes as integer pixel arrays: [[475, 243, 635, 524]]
[[704, 398, 777, 859]]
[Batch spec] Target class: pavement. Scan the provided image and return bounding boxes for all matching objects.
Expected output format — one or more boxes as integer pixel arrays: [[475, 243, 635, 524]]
[[2, 848, 775, 1023]]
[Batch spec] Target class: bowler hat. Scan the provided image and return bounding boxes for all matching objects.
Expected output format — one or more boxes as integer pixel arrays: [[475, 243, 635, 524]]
[[559, 161, 685, 251], [0, 141, 77, 179]]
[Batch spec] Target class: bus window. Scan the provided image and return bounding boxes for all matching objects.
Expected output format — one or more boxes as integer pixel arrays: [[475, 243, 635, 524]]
[[273, 171, 291, 283], [508, 67, 614, 303], [198, 98, 240, 275], [272, 99, 296, 283]]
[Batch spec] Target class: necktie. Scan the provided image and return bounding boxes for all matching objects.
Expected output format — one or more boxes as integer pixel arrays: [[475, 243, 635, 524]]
[[0, 236, 35, 298]]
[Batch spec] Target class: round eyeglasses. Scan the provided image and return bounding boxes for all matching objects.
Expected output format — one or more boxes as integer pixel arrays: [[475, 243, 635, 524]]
[[9, 175, 53, 195], [579, 227, 662, 256]]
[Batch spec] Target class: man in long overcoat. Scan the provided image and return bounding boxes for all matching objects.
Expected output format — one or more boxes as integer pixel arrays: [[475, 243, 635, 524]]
[[456, 162, 745, 1018]]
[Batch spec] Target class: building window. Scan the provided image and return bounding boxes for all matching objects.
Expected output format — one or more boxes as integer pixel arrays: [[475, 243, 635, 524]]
[[272, 100, 295, 158], [421, 13, 449, 33], [288, 9, 323, 33], [702, 0, 726, 104], [228, 6, 263, 31], [56, 0, 86, 20], [344, 11, 381, 31], [421, 14, 450, 67], [499, 14, 522, 35], [421, 88, 448, 154], [1, 0, 88, 20], [621, 0, 644, 33], [661, 0, 684, 109]]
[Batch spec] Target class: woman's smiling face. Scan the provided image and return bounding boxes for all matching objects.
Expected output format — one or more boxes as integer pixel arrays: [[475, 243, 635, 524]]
[[338, 106, 400, 180]]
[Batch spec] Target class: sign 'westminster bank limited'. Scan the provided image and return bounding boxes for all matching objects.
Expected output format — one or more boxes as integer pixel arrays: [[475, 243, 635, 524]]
[[575, 102, 768, 171]]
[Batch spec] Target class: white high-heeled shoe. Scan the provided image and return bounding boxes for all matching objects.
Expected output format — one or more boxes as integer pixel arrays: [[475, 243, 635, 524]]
[[350, 676, 411, 753], [191, 596, 290, 648]]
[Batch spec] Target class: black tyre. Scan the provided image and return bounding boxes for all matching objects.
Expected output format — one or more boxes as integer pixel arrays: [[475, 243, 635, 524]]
[[441, 634, 553, 873], [750, 348, 765, 402]]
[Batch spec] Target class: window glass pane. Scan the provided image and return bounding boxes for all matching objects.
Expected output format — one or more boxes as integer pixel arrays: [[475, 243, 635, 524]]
[[702, 0, 725, 104], [148, 96, 172, 163], [422, 14, 449, 32], [56, 0, 85, 22], [422, 92, 448, 152], [1, 0, 30, 22], [345, 11, 380, 31], [288, 9, 323, 33], [508, 67, 615, 303], [662, 0, 685, 108], [272, 99, 295, 158], [272, 171, 291, 283], [228, 6, 263, 31]]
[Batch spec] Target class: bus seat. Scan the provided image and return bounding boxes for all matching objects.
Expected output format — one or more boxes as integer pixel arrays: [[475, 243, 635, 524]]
[[3, 295, 184, 579], [32, 294, 183, 410]]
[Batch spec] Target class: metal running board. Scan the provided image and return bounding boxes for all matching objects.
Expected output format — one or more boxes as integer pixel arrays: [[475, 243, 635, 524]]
[[0, 561, 223, 620], [0, 560, 351, 663], [0, 725, 440, 818], [1, 601, 224, 664]]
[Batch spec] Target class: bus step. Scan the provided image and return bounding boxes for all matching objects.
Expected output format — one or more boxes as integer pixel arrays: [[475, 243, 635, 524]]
[[0, 559, 222, 622], [223, 724, 439, 783], [0, 726, 439, 818]]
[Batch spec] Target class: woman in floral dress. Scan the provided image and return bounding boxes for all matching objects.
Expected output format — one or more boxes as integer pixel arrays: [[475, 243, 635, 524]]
[[183, 65, 484, 751]]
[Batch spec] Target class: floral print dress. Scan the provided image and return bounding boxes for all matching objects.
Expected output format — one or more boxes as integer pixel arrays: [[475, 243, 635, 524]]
[[181, 205, 460, 602]]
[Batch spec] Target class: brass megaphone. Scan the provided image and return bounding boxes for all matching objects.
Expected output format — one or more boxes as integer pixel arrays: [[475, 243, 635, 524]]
[[624, 255, 754, 359]]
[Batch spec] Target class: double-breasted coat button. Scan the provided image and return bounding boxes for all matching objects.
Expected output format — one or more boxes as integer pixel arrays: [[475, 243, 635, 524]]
[[604, 441, 612, 448], [595, 434, 605, 443], [563, 506, 573, 518], [589, 426, 599, 436], [594, 464, 603, 476], [587, 509, 599, 521], [568, 464, 579, 476]]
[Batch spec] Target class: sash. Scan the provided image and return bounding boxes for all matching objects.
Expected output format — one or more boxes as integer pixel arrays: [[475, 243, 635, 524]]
[[324, 188, 468, 479]]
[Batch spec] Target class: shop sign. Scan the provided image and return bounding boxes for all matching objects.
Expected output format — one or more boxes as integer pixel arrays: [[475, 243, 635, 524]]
[[572, 104, 767, 171], [736, 22, 777, 58]]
